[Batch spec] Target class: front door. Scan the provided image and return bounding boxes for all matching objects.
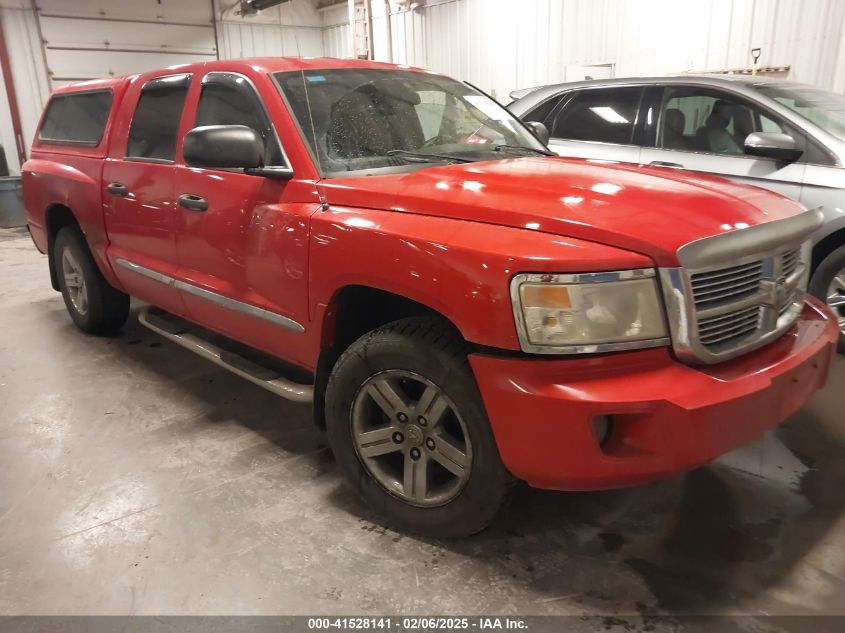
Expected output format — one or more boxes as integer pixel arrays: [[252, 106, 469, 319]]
[[172, 70, 320, 368], [639, 86, 807, 201], [103, 73, 192, 316]]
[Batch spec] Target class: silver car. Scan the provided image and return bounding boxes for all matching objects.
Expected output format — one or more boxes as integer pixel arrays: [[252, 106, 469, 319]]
[[509, 75, 845, 350]]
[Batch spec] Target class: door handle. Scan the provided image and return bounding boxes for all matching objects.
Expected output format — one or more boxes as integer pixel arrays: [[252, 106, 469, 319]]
[[177, 194, 208, 212], [106, 182, 128, 196], [649, 161, 684, 169]]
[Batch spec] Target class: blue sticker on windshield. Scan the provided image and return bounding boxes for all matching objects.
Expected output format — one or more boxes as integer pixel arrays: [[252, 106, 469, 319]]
[[306, 75, 327, 83]]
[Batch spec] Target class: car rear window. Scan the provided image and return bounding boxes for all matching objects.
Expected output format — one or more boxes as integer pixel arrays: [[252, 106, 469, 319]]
[[39, 90, 113, 145]]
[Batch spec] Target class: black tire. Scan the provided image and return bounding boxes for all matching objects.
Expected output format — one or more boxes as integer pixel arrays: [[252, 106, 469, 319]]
[[809, 244, 845, 353], [325, 317, 514, 538], [53, 225, 129, 335]]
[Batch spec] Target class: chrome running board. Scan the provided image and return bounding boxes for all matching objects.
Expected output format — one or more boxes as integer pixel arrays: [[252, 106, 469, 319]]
[[138, 306, 314, 403]]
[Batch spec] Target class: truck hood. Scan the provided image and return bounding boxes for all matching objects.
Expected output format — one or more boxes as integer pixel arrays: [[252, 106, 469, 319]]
[[320, 156, 805, 266]]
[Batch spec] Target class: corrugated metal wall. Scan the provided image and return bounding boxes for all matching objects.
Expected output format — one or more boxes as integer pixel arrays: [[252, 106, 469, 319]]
[[324, 0, 845, 101], [321, 5, 350, 59], [0, 1, 51, 175], [321, 2, 426, 67], [218, 0, 322, 58], [1, 0, 844, 175], [0, 0, 323, 174], [34, 0, 324, 83]]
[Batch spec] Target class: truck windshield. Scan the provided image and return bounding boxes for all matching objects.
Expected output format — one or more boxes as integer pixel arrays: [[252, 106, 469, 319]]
[[273, 68, 549, 176], [756, 84, 845, 142]]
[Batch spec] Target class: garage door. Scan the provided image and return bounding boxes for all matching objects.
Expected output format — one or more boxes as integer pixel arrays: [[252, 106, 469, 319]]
[[36, 0, 217, 87]]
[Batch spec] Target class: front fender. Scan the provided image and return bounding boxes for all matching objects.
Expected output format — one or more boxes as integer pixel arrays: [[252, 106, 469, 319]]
[[309, 207, 653, 351], [813, 206, 845, 245]]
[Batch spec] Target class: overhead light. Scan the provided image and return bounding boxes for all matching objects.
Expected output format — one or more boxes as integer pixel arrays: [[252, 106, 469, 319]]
[[238, 0, 290, 16], [396, 0, 427, 9], [589, 106, 629, 124]]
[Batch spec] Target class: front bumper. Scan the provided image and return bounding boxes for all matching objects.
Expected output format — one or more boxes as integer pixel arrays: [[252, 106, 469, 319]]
[[470, 297, 837, 490]]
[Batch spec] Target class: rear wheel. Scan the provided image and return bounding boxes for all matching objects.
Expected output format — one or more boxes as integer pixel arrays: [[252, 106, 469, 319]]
[[810, 244, 845, 353], [325, 317, 514, 537], [54, 226, 129, 335]]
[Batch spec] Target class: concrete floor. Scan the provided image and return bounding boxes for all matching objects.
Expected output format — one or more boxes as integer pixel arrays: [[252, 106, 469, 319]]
[[1, 226, 844, 623]]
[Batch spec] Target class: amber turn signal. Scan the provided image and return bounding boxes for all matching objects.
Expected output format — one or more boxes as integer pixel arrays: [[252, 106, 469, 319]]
[[520, 284, 572, 308]]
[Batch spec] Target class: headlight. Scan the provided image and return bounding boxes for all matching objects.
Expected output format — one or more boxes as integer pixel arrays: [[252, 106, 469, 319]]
[[510, 269, 669, 353]]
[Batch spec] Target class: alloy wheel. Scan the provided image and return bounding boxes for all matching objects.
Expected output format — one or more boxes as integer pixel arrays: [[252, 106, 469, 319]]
[[351, 370, 472, 507], [827, 267, 845, 336], [61, 249, 89, 315]]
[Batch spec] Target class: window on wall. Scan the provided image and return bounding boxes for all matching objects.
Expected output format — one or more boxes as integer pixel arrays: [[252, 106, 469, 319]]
[[551, 87, 643, 144], [127, 74, 191, 161], [39, 91, 113, 145], [195, 73, 284, 166]]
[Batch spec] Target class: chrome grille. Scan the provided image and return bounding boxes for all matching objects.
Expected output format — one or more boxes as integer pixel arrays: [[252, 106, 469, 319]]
[[686, 246, 807, 356], [781, 247, 801, 277], [660, 210, 822, 364], [690, 261, 763, 309], [696, 304, 761, 347], [660, 237, 814, 364]]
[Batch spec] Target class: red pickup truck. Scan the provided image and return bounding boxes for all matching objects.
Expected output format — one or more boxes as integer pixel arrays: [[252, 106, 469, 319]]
[[22, 57, 838, 537]]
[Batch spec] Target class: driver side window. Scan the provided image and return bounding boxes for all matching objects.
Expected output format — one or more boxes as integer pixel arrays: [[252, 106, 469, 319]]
[[195, 73, 284, 166]]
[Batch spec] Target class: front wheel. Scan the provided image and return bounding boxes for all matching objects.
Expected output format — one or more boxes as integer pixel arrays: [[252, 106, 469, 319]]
[[325, 317, 514, 538], [809, 244, 845, 353]]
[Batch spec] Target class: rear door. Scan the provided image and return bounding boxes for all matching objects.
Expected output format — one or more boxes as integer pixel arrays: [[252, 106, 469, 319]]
[[639, 85, 806, 201], [103, 73, 191, 316], [545, 86, 645, 163], [172, 70, 320, 366]]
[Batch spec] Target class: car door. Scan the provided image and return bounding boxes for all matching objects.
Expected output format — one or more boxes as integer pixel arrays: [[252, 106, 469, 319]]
[[801, 159, 845, 235], [639, 85, 806, 201], [172, 70, 320, 367], [750, 86, 845, 222], [544, 86, 645, 164], [103, 73, 192, 316]]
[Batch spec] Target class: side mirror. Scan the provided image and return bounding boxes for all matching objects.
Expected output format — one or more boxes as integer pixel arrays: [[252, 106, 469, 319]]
[[525, 121, 550, 146], [743, 132, 803, 163], [183, 125, 264, 169]]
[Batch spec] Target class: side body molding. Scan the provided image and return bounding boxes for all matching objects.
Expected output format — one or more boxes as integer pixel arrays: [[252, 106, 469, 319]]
[[115, 258, 305, 333]]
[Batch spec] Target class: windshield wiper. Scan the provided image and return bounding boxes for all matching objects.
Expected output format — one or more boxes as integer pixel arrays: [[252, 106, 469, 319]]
[[491, 144, 556, 157], [387, 149, 473, 164]]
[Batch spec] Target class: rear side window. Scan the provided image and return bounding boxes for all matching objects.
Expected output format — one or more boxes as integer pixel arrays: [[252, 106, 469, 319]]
[[127, 74, 191, 161], [552, 87, 643, 144], [39, 90, 112, 145]]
